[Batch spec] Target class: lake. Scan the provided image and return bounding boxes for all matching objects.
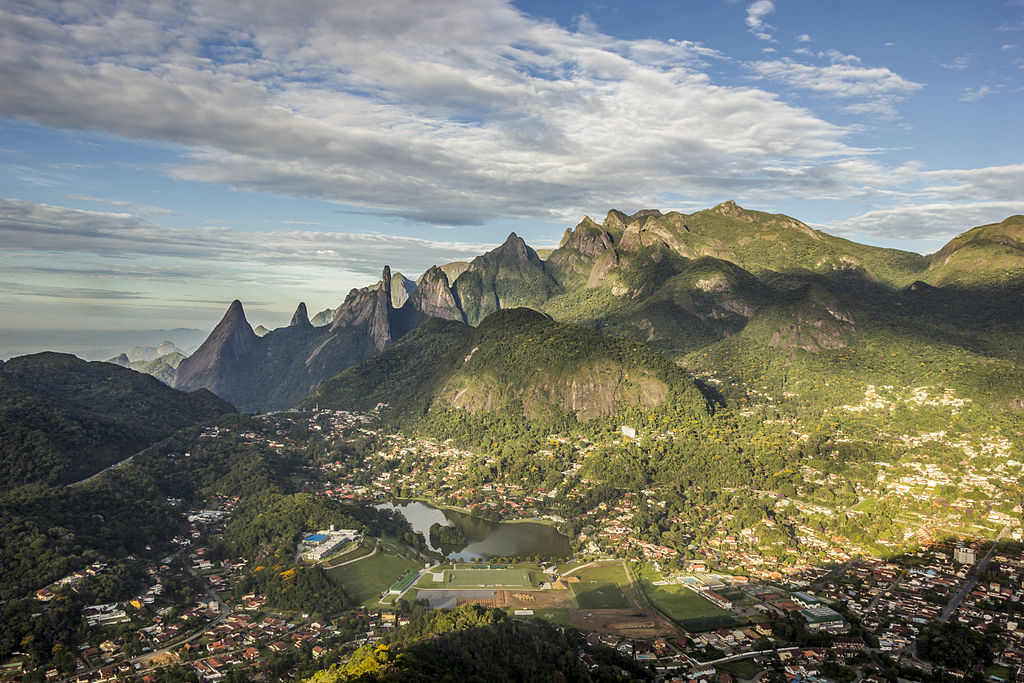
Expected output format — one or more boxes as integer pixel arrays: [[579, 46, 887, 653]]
[[376, 500, 571, 561]]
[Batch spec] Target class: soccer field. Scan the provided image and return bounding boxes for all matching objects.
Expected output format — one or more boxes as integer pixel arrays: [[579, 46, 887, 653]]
[[571, 581, 630, 609], [447, 566, 532, 588]]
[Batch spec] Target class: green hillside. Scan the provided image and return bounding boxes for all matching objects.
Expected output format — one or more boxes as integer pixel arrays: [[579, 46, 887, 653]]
[[305, 604, 641, 682], [304, 308, 712, 429], [686, 281, 1024, 412], [0, 353, 234, 489], [452, 234, 562, 325], [924, 215, 1024, 288]]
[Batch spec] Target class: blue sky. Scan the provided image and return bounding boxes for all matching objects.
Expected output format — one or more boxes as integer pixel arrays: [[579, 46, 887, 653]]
[[1, 0, 1022, 349]]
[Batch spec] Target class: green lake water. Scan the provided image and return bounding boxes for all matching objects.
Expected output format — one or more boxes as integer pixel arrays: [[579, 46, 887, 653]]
[[376, 500, 571, 561]]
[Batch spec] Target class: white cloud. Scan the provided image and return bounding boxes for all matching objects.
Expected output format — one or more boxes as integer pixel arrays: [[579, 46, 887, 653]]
[[829, 164, 1024, 242], [747, 56, 923, 117], [0, 198, 493, 280], [796, 33, 811, 43], [745, 0, 776, 41], [0, 0, 908, 226], [940, 54, 973, 70], [958, 85, 996, 102], [830, 201, 1024, 243], [997, 17, 1024, 31], [919, 164, 1024, 202], [65, 194, 177, 216]]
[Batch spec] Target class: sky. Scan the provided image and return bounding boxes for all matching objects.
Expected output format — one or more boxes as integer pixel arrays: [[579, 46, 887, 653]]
[[1, 0, 1023, 353]]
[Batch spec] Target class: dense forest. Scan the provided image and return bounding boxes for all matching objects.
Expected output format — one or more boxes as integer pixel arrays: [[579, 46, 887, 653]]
[[0, 353, 233, 489], [304, 604, 645, 682]]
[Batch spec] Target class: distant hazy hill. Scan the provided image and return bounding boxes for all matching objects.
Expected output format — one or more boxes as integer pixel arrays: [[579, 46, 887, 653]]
[[304, 308, 712, 425], [108, 348, 186, 385], [0, 352, 233, 489]]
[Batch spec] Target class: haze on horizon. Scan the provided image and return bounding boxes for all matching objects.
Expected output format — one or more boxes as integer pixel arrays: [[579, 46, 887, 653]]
[[1, 0, 1022, 355]]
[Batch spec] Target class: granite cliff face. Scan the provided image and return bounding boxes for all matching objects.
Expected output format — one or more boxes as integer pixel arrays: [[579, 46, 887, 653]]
[[405, 266, 463, 322], [173, 300, 258, 397]]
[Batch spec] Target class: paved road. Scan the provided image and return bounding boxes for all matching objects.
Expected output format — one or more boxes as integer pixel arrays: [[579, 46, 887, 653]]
[[940, 525, 1008, 622], [325, 539, 380, 568], [68, 454, 136, 487], [864, 573, 902, 616]]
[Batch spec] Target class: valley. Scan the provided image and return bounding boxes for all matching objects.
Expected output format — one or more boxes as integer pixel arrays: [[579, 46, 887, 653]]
[[2, 204, 1023, 683]]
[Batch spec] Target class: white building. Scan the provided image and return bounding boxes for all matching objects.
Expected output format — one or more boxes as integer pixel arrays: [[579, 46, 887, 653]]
[[954, 545, 977, 565], [302, 527, 361, 562]]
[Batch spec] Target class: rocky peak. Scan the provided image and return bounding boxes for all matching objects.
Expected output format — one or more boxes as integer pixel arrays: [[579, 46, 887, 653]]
[[328, 267, 395, 351], [108, 352, 130, 367], [381, 265, 392, 299], [409, 266, 464, 322], [603, 210, 629, 232], [495, 232, 536, 262], [390, 271, 416, 308], [561, 221, 615, 259], [708, 199, 756, 221], [290, 302, 311, 328], [173, 300, 257, 391]]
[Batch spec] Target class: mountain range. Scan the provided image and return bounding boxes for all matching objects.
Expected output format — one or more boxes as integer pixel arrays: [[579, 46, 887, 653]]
[[171, 202, 1024, 415]]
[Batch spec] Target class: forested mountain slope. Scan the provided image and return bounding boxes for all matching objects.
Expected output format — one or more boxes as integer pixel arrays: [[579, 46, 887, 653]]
[[0, 352, 233, 489]]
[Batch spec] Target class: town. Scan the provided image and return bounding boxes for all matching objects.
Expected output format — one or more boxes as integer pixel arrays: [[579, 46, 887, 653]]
[[4, 403, 1022, 683]]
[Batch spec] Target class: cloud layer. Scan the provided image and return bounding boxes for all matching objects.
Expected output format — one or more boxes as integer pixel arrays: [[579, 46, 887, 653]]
[[0, 0, 941, 228], [0, 198, 492, 280]]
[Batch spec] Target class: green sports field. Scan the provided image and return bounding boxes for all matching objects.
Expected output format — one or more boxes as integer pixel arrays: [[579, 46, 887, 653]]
[[571, 581, 630, 609], [325, 542, 420, 606], [447, 566, 532, 588], [636, 567, 737, 630]]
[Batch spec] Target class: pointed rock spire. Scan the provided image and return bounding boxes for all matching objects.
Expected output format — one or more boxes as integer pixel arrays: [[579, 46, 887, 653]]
[[497, 232, 529, 258], [370, 266, 393, 350], [172, 300, 257, 391], [290, 302, 311, 328]]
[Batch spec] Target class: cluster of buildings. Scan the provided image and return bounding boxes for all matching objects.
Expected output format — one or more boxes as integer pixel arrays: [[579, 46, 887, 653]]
[[300, 527, 361, 562]]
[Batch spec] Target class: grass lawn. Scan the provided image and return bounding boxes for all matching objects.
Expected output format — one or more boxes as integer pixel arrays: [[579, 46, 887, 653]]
[[448, 566, 533, 588], [572, 581, 630, 609], [326, 547, 420, 607], [719, 658, 764, 679], [637, 567, 736, 630], [984, 665, 1013, 682], [571, 562, 631, 585]]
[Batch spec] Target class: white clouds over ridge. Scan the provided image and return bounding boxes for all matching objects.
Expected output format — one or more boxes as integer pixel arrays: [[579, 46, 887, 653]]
[[0, 0, 1019, 249]]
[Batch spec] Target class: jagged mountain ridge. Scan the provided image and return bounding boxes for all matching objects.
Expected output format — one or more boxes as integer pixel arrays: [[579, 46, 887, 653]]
[[175, 203, 1024, 413]]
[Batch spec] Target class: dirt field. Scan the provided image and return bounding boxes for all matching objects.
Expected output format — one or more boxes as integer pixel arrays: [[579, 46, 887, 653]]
[[440, 587, 680, 637], [570, 608, 680, 638], [452, 589, 573, 609]]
